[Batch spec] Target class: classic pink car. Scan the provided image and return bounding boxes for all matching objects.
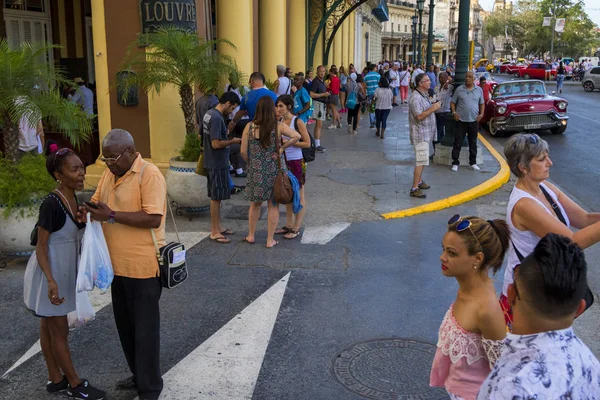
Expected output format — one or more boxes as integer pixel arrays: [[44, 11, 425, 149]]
[[504, 63, 528, 75], [481, 80, 568, 136]]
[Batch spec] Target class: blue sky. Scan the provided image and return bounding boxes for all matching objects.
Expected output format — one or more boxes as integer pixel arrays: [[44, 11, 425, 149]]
[[478, 0, 600, 27]]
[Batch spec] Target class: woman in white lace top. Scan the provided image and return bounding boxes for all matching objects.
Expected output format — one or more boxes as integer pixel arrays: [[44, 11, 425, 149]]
[[430, 215, 510, 399]]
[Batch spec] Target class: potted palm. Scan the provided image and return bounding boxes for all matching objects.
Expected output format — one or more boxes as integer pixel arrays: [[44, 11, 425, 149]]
[[0, 39, 92, 254], [118, 27, 238, 209]]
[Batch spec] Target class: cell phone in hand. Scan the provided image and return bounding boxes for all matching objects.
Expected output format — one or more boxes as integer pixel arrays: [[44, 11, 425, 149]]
[[85, 201, 99, 209]]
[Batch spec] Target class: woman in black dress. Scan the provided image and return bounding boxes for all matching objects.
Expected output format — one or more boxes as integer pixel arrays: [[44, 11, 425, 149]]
[[23, 149, 106, 399]]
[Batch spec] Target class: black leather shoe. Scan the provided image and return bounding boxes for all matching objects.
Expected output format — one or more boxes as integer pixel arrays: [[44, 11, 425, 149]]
[[116, 375, 137, 390]]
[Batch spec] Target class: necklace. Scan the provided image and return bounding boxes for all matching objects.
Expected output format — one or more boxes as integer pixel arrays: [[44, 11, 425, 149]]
[[54, 188, 74, 216]]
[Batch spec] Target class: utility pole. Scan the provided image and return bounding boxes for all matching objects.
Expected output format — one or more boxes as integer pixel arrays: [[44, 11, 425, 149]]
[[426, 0, 435, 66], [417, 0, 424, 66], [550, 0, 557, 60]]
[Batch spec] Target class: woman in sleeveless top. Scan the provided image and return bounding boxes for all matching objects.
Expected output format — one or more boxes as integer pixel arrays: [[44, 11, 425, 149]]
[[338, 66, 348, 113], [241, 96, 301, 248], [274, 95, 311, 240], [501, 133, 600, 327], [23, 149, 106, 398], [430, 216, 510, 399]]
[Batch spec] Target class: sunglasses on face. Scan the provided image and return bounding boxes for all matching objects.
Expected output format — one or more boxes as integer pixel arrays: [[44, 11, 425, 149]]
[[448, 214, 484, 252], [99, 148, 128, 164]]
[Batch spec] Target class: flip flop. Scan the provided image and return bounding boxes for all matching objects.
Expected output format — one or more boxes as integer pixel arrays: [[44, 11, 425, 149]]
[[266, 240, 279, 249], [210, 235, 231, 244], [220, 228, 234, 235], [275, 226, 292, 235], [243, 237, 255, 244], [284, 229, 300, 240]]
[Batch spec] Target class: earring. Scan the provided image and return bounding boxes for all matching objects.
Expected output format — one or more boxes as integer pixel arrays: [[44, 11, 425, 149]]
[[473, 263, 478, 269], [56, 180, 61, 184]]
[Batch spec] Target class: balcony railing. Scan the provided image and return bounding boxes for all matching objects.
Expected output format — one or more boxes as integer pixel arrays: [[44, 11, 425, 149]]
[[387, 0, 416, 9]]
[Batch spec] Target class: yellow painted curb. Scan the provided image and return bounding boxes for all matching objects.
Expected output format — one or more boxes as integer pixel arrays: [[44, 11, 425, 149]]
[[382, 135, 510, 219]]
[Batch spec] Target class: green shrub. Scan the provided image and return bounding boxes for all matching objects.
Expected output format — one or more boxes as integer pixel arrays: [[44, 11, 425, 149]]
[[0, 154, 55, 217], [177, 133, 202, 162]]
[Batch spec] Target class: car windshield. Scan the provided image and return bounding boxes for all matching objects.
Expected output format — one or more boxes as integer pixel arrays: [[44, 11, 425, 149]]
[[493, 82, 546, 98]]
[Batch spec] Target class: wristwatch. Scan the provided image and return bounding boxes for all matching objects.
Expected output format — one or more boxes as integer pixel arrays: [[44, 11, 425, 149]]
[[107, 210, 116, 224]]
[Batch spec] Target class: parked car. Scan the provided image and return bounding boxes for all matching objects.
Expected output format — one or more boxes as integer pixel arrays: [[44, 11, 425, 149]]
[[481, 80, 568, 136], [518, 63, 557, 80], [582, 66, 600, 92]]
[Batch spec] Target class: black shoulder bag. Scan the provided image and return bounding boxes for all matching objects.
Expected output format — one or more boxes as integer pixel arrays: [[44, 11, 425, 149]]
[[511, 185, 594, 312], [293, 117, 316, 163]]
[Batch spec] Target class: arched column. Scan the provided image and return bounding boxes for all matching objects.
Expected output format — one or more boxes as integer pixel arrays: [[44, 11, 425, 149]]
[[217, 0, 254, 79], [259, 0, 287, 81]]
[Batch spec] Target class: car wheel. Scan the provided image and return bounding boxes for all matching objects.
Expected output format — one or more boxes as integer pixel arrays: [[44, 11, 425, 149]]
[[488, 118, 501, 137], [583, 81, 594, 92], [523, 74, 530, 79], [551, 125, 567, 135]]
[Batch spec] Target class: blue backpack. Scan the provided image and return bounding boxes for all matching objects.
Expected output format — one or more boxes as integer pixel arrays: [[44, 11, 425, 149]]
[[346, 90, 357, 109]]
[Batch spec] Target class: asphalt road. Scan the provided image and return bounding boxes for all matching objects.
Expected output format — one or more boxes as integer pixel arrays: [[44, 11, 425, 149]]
[[487, 74, 600, 211]]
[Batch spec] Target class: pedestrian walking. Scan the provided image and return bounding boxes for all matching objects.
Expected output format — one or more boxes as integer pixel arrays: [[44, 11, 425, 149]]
[[327, 66, 342, 129], [309, 65, 330, 152], [241, 96, 301, 248], [499, 133, 600, 327], [364, 64, 381, 129], [431, 215, 510, 399], [388, 63, 400, 106], [274, 65, 293, 96], [346, 73, 365, 135], [408, 73, 440, 198], [398, 65, 410, 104], [339, 66, 348, 112], [23, 148, 106, 400], [373, 77, 393, 139], [478, 234, 600, 399], [275, 95, 310, 240], [434, 72, 453, 153], [450, 71, 484, 172], [291, 74, 312, 123], [203, 92, 242, 244], [83, 129, 167, 400], [556, 61, 566, 93]]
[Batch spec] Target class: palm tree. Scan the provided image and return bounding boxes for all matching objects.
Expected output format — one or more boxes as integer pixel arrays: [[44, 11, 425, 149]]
[[118, 27, 238, 136], [0, 39, 92, 162]]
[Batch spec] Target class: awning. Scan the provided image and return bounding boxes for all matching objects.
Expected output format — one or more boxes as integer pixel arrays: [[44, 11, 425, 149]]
[[372, 0, 389, 22]]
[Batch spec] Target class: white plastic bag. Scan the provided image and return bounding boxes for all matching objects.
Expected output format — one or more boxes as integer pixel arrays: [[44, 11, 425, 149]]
[[67, 290, 95, 329], [76, 213, 114, 292]]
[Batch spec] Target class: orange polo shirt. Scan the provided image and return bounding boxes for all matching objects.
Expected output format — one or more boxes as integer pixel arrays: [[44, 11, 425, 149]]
[[91, 154, 166, 279]]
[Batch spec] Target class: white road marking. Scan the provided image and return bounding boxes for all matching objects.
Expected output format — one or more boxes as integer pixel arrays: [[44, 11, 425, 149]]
[[166, 231, 210, 250], [152, 272, 291, 400], [2, 289, 112, 378], [301, 223, 351, 245]]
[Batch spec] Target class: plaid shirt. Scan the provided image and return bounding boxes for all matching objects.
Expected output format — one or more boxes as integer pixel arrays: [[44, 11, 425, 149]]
[[409, 89, 436, 145]]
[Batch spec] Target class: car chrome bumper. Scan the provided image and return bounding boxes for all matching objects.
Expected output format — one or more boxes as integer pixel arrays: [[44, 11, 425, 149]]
[[494, 112, 568, 132]]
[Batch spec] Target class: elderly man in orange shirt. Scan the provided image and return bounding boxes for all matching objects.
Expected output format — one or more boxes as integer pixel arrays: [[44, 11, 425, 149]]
[[82, 129, 166, 400]]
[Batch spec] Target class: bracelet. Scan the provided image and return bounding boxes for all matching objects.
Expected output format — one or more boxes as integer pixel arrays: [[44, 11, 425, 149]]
[[107, 210, 116, 224]]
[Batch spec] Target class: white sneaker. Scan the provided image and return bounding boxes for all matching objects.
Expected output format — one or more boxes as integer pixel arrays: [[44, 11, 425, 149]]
[[353, 130, 358, 135], [451, 165, 458, 172], [348, 125, 353, 134], [471, 164, 481, 171], [328, 124, 336, 129]]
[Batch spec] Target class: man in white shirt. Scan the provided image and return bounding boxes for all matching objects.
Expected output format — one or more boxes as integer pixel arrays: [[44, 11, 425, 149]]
[[68, 78, 94, 117], [478, 234, 600, 399], [388, 63, 400, 106], [411, 65, 424, 88]]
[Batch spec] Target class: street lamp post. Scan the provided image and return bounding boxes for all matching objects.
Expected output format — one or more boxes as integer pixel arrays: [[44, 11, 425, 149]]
[[426, 0, 435, 67], [417, 0, 424, 66], [411, 13, 418, 64], [454, 0, 471, 88]]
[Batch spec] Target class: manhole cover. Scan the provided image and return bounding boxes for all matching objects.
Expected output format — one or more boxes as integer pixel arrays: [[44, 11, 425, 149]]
[[331, 339, 448, 400], [225, 205, 266, 220]]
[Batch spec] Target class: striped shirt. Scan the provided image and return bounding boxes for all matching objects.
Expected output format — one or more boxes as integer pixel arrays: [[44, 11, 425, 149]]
[[364, 72, 381, 96], [409, 89, 436, 145]]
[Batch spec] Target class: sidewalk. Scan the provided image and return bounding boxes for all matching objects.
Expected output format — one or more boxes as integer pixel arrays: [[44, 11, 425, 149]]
[[169, 104, 503, 237]]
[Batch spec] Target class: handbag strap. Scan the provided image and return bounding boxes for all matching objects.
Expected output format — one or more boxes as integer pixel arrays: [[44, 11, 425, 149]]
[[275, 125, 284, 170], [540, 184, 567, 226]]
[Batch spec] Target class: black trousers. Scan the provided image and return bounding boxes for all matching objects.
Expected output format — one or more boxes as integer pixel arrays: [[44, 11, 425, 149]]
[[347, 104, 360, 130], [452, 121, 478, 166], [112, 276, 163, 399]]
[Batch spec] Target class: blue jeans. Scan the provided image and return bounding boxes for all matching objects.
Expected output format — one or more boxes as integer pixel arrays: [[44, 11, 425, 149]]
[[368, 95, 375, 126], [556, 74, 565, 91], [375, 109, 391, 130], [228, 173, 234, 190]]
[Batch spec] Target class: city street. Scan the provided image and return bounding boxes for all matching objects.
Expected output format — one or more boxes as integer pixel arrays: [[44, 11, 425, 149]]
[[1, 83, 599, 400]]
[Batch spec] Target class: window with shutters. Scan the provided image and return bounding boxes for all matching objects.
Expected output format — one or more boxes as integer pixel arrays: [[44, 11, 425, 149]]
[[4, 0, 52, 64]]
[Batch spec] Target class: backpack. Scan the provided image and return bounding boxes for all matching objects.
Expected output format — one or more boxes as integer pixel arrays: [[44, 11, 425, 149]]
[[346, 89, 357, 109], [293, 117, 316, 163]]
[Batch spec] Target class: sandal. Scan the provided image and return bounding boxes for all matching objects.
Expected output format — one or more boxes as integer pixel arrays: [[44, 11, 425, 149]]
[[210, 235, 231, 244], [275, 226, 293, 235], [284, 229, 300, 240], [220, 228, 234, 235], [266, 240, 279, 249]]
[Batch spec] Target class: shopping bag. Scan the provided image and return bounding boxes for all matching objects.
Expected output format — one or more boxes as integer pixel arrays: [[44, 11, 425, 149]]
[[67, 291, 95, 329], [76, 213, 114, 292]]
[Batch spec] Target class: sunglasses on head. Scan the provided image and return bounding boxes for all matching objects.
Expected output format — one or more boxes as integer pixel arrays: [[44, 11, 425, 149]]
[[448, 214, 483, 252], [52, 148, 71, 167]]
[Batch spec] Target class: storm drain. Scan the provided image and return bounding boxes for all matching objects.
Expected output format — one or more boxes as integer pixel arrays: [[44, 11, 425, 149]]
[[225, 205, 267, 220], [331, 339, 447, 400]]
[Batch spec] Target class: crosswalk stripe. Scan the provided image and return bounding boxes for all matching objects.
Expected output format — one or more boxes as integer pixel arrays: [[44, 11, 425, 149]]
[[301, 223, 351, 245]]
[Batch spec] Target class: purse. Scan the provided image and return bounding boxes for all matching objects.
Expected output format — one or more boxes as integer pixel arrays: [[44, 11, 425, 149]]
[[273, 134, 293, 205], [139, 161, 188, 289]]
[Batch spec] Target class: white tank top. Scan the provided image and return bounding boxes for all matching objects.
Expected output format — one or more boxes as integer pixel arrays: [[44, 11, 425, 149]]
[[502, 182, 570, 295], [275, 77, 292, 96], [283, 116, 303, 161]]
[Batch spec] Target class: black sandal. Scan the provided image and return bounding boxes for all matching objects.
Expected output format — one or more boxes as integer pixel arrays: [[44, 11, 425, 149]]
[[284, 229, 300, 240], [275, 226, 293, 235]]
